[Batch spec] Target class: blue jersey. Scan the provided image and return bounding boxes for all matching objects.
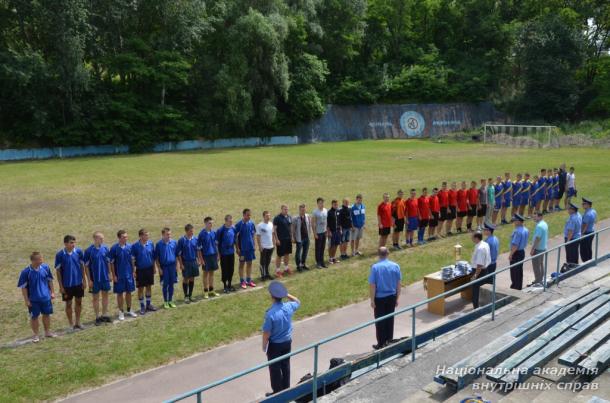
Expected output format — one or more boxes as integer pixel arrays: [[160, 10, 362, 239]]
[[503, 180, 512, 202], [486, 235, 499, 264], [216, 225, 236, 256], [235, 219, 256, 251], [177, 235, 198, 262], [131, 240, 155, 269], [521, 180, 531, 202], [544, 177, 552, 196], [84, 244, 111, 283], [494, 183, 504, 206], [54, 248, 84, 288], [564, 212, 582, 239], [197, 229, 218, 256], [17, 264, 53, 302], [512, 180, 522, 205], [109, 243, 134, 280], [351, 203, 366, 228], [155, 239, 177, 267], [510, 226, 529, 250], [582, 208, 597, 233]]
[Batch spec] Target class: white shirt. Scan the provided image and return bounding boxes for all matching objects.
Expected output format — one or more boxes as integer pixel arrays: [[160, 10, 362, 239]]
[[567, 173, 575, 188], [256, 222, 274, 249], [471, 240, 492, 269]]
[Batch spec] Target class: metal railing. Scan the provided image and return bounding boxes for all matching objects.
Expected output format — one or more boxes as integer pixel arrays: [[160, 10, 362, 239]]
[[166, 226, 609, 403]]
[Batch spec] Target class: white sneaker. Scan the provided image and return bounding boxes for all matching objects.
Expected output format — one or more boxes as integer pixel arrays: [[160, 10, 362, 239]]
[[118, 311, 125, 321], [126, 310, 138, 318]]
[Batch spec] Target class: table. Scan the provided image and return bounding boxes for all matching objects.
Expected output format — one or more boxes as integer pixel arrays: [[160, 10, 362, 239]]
[[423, 272, 473, 316]]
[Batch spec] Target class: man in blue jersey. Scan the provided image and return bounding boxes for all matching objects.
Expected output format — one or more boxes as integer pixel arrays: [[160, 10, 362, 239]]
[[520, 173, 531, 218], [543, 168, 553, 214], [236, 208, 257, 289], [84, 232, 112, 325], [217, 215, 237, 293], [350, 194, 366, 256], [492, 176, 504, 225], [511, 173, 522, 219], [131, 228, 157, 314], [55, 234, 86, 330], [551, 168, 560, 211], [536, 169, 547, 214], [580, 198, 597, 262], [109, 230, 138, 320], [18, 252, 56, 341], [155, 227, 178, 308], [198, 216, 220, 299], [177, 224, 200, 303], [508, 214, 529, 290], [501, 172, 512, 224], [528, 175, 540, 217], [564, 203, 582, 267]]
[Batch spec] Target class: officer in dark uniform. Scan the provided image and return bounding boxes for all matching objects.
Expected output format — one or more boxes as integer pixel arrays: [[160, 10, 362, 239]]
[[262, 281, 300, 395], [564, 203, 582, 267], [580, 198, 597, 262], [508, 214, 529, 290]]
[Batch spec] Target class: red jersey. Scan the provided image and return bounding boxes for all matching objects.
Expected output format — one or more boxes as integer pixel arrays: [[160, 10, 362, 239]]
[[457, 189, 468, 212], [377, 202, 392, 228], [448, 189, 458, 206], [392, 197, 405, 220], [406, 198, 419, 218], [467, 188, 478, 206], [429, 195, 440, 213], [418, 196, 431, 219], [438, 189, 449, 208]]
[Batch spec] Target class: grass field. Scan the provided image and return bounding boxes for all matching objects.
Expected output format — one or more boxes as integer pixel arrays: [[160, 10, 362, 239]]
[[0, 139, 608, 402]]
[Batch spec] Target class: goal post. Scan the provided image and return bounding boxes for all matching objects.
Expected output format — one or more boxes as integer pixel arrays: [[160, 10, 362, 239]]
[[482, 123, 558, 148]]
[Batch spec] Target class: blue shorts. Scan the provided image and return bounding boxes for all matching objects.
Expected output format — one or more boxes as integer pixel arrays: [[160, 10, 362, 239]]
[[567, 188, 577, 197], [407, 217, 419, 231], [503, 198, 511, 207], [29, 300, 53, 319], [240, 249, 256, 262], [520, 195, 529, 207], [513, 194, 521, 206], [341, 228, 351, 243], [113, 277, 135, 294], [203, 255, 219, 272], [92, 281, 111, 294], [494, 200, 502, 211], [545, 191, 552, 201], [161, 264, 178, 284], [330, 230, 342, 246]]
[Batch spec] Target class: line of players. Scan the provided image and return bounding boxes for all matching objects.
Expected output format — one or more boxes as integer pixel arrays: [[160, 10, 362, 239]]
[[379, 166, 577, 249]]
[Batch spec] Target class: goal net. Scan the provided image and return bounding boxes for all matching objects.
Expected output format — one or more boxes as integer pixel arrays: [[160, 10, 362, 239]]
[[482, 123, 558, 148]]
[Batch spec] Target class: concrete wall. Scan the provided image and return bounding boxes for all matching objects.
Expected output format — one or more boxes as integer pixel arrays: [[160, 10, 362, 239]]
[[294, 102, 505, 142]]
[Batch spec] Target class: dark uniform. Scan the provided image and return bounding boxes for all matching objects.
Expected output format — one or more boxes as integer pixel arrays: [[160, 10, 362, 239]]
[[509, 215, 529, 290], [564, 204, 582, 266], [580, 198, 597, 262], [368, 257, 402, 348]]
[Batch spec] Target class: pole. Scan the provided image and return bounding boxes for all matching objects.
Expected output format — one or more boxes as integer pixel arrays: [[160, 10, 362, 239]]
[[313, 345, 319, 402], [491, 274, 496, 321], [543, 251, 548, 291], [556, 247, 561, 284], [411, 307, 416, 362], [594, 233, 599, 263], [196, 392, 202, 403]]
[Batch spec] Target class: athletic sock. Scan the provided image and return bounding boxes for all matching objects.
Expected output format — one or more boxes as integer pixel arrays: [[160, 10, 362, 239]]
[[182, 282, 188, 297], [246, 277, 251, 283], [146, 295, 151, 307], [139, 297, 145, 311], [168, 283, 174, 301], [240, 277, 245, 284], [188, 282, 194, 297]]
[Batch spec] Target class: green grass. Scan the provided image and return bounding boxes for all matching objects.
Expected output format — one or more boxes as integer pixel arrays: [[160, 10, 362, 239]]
[[0, 140, 608, 402]]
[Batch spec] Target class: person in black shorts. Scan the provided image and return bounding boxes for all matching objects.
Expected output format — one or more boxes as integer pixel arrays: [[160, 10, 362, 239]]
[[54, 235, 86, 330], [273, 205, 293, 277]]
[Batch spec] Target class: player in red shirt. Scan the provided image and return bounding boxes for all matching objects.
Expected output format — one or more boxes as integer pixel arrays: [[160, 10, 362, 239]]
[[429, 188, 441, 240], [391, 190, 406, 249], [405, 189, 419, 247], [456, 181, 468, 233], [417, 188, 431, 244], [377, 193, 393, 247], [466, 180, 478, 231], [446, 182, 458, 236], [438, 182, 449, 238]]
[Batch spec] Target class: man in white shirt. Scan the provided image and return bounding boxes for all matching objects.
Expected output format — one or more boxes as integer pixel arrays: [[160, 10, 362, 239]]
[[470, 232, 491, 309], [566, 166, 576, 208], [256, 211, 275, 280]]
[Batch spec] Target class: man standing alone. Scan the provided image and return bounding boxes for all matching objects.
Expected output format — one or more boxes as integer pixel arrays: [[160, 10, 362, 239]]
[[529, 212, 548, 287], [369, 247, 402, 350]]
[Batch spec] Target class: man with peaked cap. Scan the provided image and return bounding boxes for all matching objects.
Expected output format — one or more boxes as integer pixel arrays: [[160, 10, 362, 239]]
[[564, 203, 582, 267], [508, 214, 529, 290], [369, 247, 402, 349], [580, 198, 597, 262], [483, 223, 499, 284], [262, 281, 300, 395]]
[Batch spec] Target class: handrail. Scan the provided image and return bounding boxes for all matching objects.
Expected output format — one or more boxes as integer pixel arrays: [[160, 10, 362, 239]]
[[165, 226, 608, 403]]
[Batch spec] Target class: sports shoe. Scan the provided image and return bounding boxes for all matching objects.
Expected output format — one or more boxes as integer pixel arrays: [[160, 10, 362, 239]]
[[223, 288, 230, 294], [168, 301, 177, 308], [146, 304, 157, 312], [139, 307, 146, 315], [355, 251, 363, 256], [126, 310, 138, 318], [184, 297, 190, 304], [32, 335, 40, 343], [303, 265, 310, 270], [163, 302, 170, 309], [189, 296, 196, 303], [73, 324, 84, 330], [102, 316, 112, 323], [275, 271, 283, 279], [229, 286, 237, 292], [95, 317, 102, 326], [45, 332, 58, 338], [240, 281, 247, 289], [248, 280, 256, 287], [203, 293, 209, 299], [209, 291, 220, 298], [118, 311, 125, 321]]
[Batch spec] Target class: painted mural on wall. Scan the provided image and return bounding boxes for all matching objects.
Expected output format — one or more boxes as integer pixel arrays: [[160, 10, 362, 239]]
[[294, 102, 506, 142]]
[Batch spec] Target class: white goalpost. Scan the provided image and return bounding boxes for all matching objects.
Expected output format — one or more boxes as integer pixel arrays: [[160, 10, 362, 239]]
[[482, 123, 558, 148]]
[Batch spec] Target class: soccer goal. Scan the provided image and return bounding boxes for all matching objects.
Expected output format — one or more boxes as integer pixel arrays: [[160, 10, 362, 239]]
[[482, 123, 558, 148]]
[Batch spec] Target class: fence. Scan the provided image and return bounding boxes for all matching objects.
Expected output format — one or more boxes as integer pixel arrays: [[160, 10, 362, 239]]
[[166, 227, 609, 403]]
